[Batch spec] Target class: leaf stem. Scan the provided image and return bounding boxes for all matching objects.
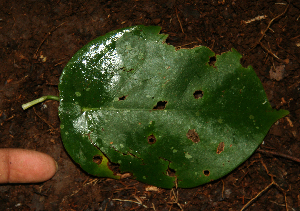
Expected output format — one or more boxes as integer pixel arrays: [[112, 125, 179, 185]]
[[22, 95, 60, 110]]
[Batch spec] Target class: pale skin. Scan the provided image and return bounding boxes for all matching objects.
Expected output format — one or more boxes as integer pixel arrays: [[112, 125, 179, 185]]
[[0, 149, 57, 183]]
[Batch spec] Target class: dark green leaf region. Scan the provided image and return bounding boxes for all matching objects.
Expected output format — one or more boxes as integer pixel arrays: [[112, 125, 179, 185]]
[[58, 25, 289, 188]]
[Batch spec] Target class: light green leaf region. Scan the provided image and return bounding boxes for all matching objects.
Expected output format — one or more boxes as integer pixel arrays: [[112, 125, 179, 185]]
[[58, 25, 289, 188]]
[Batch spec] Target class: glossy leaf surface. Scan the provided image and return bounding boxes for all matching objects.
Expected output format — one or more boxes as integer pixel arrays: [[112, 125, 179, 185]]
[[58, 25, 289, 188]]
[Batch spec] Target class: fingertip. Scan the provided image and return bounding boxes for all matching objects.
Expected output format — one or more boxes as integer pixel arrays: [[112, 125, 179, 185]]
[[0, 149, 57, 183]]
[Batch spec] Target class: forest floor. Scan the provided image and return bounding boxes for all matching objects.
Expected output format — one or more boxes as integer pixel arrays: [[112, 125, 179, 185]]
[[0, 0, 300, 210]]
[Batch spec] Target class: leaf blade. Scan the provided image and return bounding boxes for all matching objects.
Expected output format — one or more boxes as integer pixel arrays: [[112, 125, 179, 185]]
[[59, 25, 289, 188]]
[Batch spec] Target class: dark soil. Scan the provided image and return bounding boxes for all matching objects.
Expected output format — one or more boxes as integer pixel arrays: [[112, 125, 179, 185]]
[[1, 0, 299, 210]]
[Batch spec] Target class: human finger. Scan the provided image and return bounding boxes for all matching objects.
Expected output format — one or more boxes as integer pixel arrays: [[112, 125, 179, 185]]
[[0, 148, 57, 183]]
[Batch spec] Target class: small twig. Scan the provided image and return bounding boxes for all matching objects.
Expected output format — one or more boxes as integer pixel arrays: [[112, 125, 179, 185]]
[[243, 15, 267, 24], [177, 41, 198, 49], [277, 38, 300, 63], [152, 203, 156, 211], [240, 177, 288, 211], [221, 180, 225, 199], [240, 180, 275, 211], [259, 42, 289, 64], [260, 157, 270, 175], [254, 3, 289, 48], [290, 34, 300, 40], [248, 2, 289, 62], [133, 194, 143, 205], [61, 179, 100, 203], [168, 178, 183, 210], [257, 149, 300, 163], [175, 8, 184, 34], [112, 198, 148, 208], [33, 107, 54, 130], [34, 22, 65, 59]]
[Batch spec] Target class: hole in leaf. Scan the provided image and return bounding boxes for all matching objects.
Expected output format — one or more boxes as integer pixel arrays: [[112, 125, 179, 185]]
[[186, 129, 200, 143], [209, 56, 216, 67], [193, 90, 203, 99], [203, 170, 210, 176], [118, 95, 127, 101], [107, 161, 121, 174], [153, 101, 167, 110], [147, 134, 156, 144], [92, 155, 103, 165], [167, 167, 176, 177], [216, 142, 225, 154]]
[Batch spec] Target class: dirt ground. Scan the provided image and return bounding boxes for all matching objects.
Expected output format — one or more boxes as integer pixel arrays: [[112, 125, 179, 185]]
[[0, 0, 300, 210]]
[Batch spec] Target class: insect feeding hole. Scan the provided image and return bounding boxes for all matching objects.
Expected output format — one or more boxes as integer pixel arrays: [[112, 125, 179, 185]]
[[118, 95, 127, 101], [147, 134, 156, 144], [193, 90, 203, 99], [203, 170, 210, 176], [93, 155, 103, 165], [153, 101, 167, 110], [208, 56, 216, 67]]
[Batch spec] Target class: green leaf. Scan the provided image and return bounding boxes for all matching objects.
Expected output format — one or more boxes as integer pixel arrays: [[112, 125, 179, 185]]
[[58, 25, 289, 188]]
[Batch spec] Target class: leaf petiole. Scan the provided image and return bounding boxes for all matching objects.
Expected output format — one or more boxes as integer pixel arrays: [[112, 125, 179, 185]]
[[22, 95, 60, 110]]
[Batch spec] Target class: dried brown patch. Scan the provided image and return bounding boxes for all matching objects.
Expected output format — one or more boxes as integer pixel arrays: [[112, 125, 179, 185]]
[[186, 129, 200, 143], [216, 142, 225, 154]]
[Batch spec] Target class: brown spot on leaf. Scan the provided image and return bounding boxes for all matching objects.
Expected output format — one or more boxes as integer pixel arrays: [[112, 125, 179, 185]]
[[186, 129, 200, 143], [216, 142, 225, 154], [120, 67, 134, 72]]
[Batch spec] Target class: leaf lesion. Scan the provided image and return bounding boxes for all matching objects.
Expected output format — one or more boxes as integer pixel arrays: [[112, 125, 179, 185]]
[[110, 145, 143, 161], [120, 66, 134, 72], [216, 142, 225, 154], [186, 129, 200, 143]]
